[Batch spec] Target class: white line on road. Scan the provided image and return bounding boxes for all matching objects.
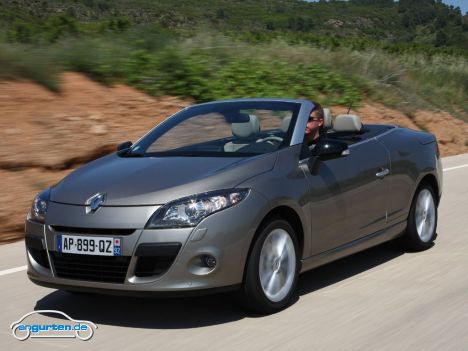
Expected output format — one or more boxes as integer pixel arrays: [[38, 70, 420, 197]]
[[443, 163, 468, 172], [0, 265, 26, 276]]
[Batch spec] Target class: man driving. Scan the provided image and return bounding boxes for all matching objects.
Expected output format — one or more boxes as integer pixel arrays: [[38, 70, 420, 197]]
[[305, 102, 324, 146]]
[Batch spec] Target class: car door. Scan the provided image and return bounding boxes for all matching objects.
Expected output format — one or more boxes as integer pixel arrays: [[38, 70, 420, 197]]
[[301, 138, 390, 255]]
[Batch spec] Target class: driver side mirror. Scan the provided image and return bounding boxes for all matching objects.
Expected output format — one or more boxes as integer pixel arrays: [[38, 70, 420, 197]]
[[311, 139, 349, 160], [117, 141, 133, 156], [117, 141, 133, 151]]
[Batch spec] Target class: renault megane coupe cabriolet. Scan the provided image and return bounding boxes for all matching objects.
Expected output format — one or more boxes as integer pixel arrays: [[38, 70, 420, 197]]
[[25, 98, 442, 313]]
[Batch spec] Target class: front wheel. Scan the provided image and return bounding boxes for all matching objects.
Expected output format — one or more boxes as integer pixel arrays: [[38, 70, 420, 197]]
[[238, 219, 299, 314], [399, 183, 438, 251]]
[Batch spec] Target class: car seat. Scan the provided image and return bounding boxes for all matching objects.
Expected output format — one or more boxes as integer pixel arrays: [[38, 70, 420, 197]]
[[224, 114, 260, 152]]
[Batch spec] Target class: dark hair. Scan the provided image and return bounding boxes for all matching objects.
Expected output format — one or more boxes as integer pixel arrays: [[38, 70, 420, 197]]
[[311, 102, 325, 135], [311, 102, 324, 120]]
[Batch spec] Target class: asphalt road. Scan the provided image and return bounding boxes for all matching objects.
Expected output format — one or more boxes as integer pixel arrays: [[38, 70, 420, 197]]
[[2, 153, 468, 351]]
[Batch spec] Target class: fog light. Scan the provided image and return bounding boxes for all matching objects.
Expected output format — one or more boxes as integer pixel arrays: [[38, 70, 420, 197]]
[[203, 255, 217, 268]]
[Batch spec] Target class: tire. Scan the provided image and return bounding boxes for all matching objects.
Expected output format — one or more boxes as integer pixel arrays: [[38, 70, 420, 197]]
[[237, 218, 300, 314], [399, 182, 438, 251]]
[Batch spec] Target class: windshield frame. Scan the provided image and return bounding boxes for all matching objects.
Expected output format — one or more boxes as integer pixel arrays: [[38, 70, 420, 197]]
[[128, 99, 309, 158]]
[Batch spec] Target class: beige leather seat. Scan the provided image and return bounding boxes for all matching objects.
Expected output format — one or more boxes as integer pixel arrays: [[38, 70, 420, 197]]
[[281, 116, 292, 132], [323, 108, 333, 130], [224, 115, 260, 152], [333, 114, 362, 132]]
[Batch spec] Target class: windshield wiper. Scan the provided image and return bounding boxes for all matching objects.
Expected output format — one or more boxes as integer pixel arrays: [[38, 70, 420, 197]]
[[147, 151, 202, 157]]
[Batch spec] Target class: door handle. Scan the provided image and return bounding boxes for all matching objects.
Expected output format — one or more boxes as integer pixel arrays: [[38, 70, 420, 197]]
[[376, 168, 390, 178]]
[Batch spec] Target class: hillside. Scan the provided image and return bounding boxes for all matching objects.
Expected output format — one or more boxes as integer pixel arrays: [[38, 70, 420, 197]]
[[0, 0, 467, 122], [1, 0, 467, 51], [0, 73, 467, 244]]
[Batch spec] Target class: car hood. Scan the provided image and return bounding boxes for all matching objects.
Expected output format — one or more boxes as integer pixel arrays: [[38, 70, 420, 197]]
[[50, 152, 276, 206]]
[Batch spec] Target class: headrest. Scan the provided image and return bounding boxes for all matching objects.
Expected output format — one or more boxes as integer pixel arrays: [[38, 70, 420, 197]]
[[231, 114, 260, 138], [281, 116, 292, 132], [333, 114, 362, 132], [323, 108, 333, 129]]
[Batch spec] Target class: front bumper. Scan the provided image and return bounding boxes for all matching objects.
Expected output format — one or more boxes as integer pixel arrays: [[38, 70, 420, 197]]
[[26, 191, 267, 294]]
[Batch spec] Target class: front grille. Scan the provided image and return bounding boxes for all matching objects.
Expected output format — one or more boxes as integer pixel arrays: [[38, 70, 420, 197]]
[[51, 226, 135, 236], [50, 252, 131, 283]]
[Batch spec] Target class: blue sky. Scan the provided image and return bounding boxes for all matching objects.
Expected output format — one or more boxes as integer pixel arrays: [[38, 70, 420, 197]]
[[306, 1, 468, 14], [442, 0, 467, 14]]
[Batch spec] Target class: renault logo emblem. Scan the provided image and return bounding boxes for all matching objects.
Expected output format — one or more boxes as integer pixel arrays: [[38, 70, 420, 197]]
[[85, 193, 105, 214]]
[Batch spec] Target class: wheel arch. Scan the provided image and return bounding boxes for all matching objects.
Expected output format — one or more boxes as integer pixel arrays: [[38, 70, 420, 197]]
[[242, 205, 305, 281], [398, 172, 439, 251], [419, 173, 440, 206]]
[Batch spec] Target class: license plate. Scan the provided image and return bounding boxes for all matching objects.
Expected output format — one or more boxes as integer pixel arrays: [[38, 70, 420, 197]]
[[57, 234, 121, 256]]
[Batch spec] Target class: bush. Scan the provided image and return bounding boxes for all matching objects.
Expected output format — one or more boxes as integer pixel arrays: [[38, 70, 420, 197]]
[[0, 33, 466, 119], [0, 44, 60, 91]]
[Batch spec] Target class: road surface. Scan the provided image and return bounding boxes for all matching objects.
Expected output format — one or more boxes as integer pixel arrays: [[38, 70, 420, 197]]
[[1, 153, 468, 351]]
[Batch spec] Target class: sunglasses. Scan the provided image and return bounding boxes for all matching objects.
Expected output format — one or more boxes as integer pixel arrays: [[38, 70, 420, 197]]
[[308, 117, 322, 122]]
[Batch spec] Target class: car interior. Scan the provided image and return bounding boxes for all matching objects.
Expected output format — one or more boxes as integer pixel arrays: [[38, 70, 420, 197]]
[[223, 114, 285, 154], [149, 108, 396, 156], [324, 111, 394, 145], [221, 108, 395, 154]]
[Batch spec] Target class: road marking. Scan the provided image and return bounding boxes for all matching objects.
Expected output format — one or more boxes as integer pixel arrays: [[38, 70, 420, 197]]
[[443, 163, 468, 172], [0, 265, 27, 276]]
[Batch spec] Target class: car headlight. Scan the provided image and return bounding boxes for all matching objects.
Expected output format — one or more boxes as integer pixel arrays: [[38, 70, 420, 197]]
[[28, 189, 50, 224], [146, 189, 250, 229]]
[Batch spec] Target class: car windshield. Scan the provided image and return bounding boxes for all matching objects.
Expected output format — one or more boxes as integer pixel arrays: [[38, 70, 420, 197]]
[[128, 101, 301, 157]]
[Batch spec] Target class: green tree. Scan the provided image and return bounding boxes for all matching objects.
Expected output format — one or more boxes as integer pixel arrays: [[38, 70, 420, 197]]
[[44, 15, 79, 43], [7, 20, 34, 43], [435, 30, 448, 47]]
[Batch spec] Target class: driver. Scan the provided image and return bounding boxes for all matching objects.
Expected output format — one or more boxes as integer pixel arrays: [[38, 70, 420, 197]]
[[305, 103, 324, 146]]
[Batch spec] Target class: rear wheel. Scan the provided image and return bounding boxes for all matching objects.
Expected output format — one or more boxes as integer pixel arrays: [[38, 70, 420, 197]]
[[399, 183, 438, 251], [238, 219, 299, 314]]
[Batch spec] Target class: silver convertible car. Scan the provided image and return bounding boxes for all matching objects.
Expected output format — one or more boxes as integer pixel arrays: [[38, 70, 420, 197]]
[[25, 98, 442, 313]]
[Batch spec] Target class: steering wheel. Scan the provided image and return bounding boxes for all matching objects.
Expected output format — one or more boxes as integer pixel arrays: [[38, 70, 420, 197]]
[[259, 136, 283, 146]]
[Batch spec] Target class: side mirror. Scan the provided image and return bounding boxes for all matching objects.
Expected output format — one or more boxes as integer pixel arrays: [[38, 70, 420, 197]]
[[311, 139, 349, 160], [117, 141, 133, 151]]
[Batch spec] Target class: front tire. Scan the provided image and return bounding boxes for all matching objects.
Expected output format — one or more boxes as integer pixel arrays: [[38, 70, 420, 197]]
[[399, 182, 438, 251], [238, 219, 299, 314]]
